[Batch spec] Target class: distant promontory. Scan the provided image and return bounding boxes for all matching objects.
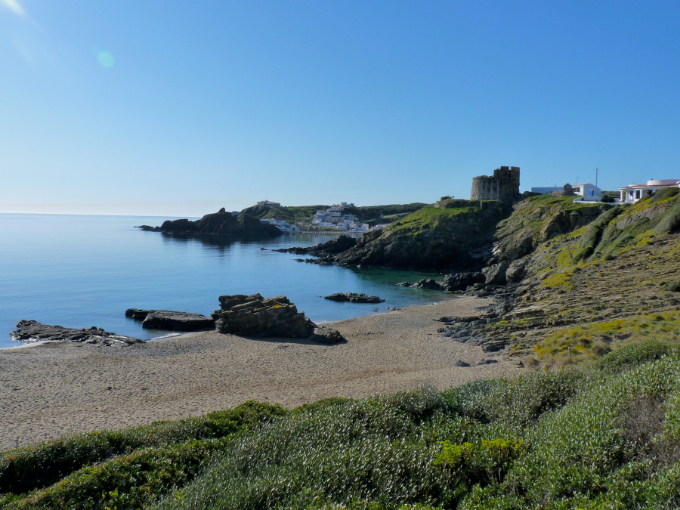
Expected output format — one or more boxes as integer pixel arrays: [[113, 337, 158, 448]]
[[137, 209, 281, 237]]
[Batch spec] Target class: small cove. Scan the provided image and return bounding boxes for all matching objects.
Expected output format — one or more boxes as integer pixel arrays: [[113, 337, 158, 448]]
[[0, 213, 455, 348]]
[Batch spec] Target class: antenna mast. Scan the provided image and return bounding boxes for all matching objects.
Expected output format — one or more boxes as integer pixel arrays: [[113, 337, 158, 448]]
[[596, 168, 598, 188]]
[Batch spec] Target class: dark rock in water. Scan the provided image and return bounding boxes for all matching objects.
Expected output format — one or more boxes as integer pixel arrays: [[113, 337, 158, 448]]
[[454, 360, 471, 367], [398, 272, 485, 292], [10, 320, 141, 346], [212, 293, 345, 344], [273, 235, 358, 256], [126, 308, 214, 331], [274, 247, 310, 255], [136, 210, 281, 238], [137, 310, 215, 331], [324, 293, 385, 304], [125, 308, 150, 320], [397, 279, 444, 290]]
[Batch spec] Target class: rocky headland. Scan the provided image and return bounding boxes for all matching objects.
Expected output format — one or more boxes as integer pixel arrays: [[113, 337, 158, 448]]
[[138, 208, 281, 237], [290, 188, 680, 366]]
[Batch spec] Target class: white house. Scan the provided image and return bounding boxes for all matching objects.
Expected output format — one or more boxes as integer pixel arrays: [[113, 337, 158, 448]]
[[572, 183, 602, 198], [619, 179, 680, 203], [256, 200, 281, 207], [531, 183, 601, 198]]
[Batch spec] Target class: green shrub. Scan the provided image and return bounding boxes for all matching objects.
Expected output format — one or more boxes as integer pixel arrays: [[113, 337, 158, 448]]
[[0, 401, 285, 495], [7, 353, 680, 509], [594, 339, 673, 373], [5, 439, 223, 509], [661, 280, 680, 292]]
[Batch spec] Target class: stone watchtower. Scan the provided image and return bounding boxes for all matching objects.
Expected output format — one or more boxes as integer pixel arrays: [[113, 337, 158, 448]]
[[470, 166, 520, 202]]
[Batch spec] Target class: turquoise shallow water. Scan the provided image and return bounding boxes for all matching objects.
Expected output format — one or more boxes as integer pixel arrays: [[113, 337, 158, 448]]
[[0, 213, 454, 348]]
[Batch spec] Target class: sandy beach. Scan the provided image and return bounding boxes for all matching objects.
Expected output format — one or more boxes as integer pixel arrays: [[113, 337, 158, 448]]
[[0, 297, 522, 451]]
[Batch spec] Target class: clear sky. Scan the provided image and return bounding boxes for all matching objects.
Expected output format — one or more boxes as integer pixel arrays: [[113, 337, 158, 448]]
[[2, 1, 679, 216]]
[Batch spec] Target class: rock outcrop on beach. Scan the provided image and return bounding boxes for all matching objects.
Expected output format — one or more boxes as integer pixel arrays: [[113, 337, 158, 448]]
[[10, 320, 141, 346], [212, 293, 345, 344], [125, 309, 215, 331], [137, 209, 281, 237], [324, 293, 384, 303]]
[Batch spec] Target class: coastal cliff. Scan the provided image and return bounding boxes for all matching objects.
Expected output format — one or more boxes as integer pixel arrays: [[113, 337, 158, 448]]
[[437, 187, 680, 364], [328, 200, 513, 271], [138, 209, 281, 237]]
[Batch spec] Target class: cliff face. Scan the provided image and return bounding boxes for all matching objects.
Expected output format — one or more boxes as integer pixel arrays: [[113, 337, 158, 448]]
[[438, 187, 680, 364], [332, 201, 513, 271], [489, 195, 613, 264], [140, 210, 282, 237]]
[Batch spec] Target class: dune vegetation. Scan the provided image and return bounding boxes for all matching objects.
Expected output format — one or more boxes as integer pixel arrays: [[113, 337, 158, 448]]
[[2, 339, 680, 509]]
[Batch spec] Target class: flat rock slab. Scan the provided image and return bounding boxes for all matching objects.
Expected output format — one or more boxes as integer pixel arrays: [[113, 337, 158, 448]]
[[126, 309, 215, 331], [324, 293, 385, 304], [10, 320, 141, 346]]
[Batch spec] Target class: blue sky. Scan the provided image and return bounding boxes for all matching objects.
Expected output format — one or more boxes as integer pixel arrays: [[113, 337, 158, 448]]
[[2, 1, 679, 216]]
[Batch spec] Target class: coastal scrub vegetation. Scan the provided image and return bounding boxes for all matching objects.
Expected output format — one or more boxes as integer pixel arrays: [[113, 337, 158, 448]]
[[528, 312, 680, 368], [4, 344, 680, 508]]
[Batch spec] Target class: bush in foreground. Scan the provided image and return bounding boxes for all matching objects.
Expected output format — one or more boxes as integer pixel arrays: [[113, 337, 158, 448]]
[[3, 344, 680, 509]]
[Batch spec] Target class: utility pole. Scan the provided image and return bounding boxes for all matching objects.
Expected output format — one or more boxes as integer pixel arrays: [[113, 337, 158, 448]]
[[596, 168, 599, 188]]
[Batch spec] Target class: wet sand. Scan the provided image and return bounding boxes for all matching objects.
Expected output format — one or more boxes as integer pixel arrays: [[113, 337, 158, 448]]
[[0, 297, 523, 450]]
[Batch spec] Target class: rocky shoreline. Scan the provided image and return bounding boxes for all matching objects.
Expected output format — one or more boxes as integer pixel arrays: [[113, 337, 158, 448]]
[[10, 321, 142, 347], [11, 294, 346, 347]]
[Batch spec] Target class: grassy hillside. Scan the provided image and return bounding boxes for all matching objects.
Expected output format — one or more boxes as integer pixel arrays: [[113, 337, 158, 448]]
[[3, 341, 680, 509], [463, 187, 680, 366]]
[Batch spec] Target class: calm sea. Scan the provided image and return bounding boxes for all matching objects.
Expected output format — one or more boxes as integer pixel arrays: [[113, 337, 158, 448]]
[[0, 213, 454, 348]]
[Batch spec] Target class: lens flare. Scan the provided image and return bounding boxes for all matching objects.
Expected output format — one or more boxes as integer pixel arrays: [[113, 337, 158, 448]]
[[97, 51, 114, 68], [0, 0, 25, 16]]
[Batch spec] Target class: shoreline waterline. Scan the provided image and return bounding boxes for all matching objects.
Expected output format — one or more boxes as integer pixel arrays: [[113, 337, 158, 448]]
[[0, 213, 456, 348], [0, 297, 522, 450]]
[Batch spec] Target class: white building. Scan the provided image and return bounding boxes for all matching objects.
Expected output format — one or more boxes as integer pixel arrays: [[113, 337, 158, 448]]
[[572, 183, 602, 198], [531, 183, 601, 198], [310, 203, 365, 231], [257, 200, 281, 207], [619, 179, 680, 203]]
